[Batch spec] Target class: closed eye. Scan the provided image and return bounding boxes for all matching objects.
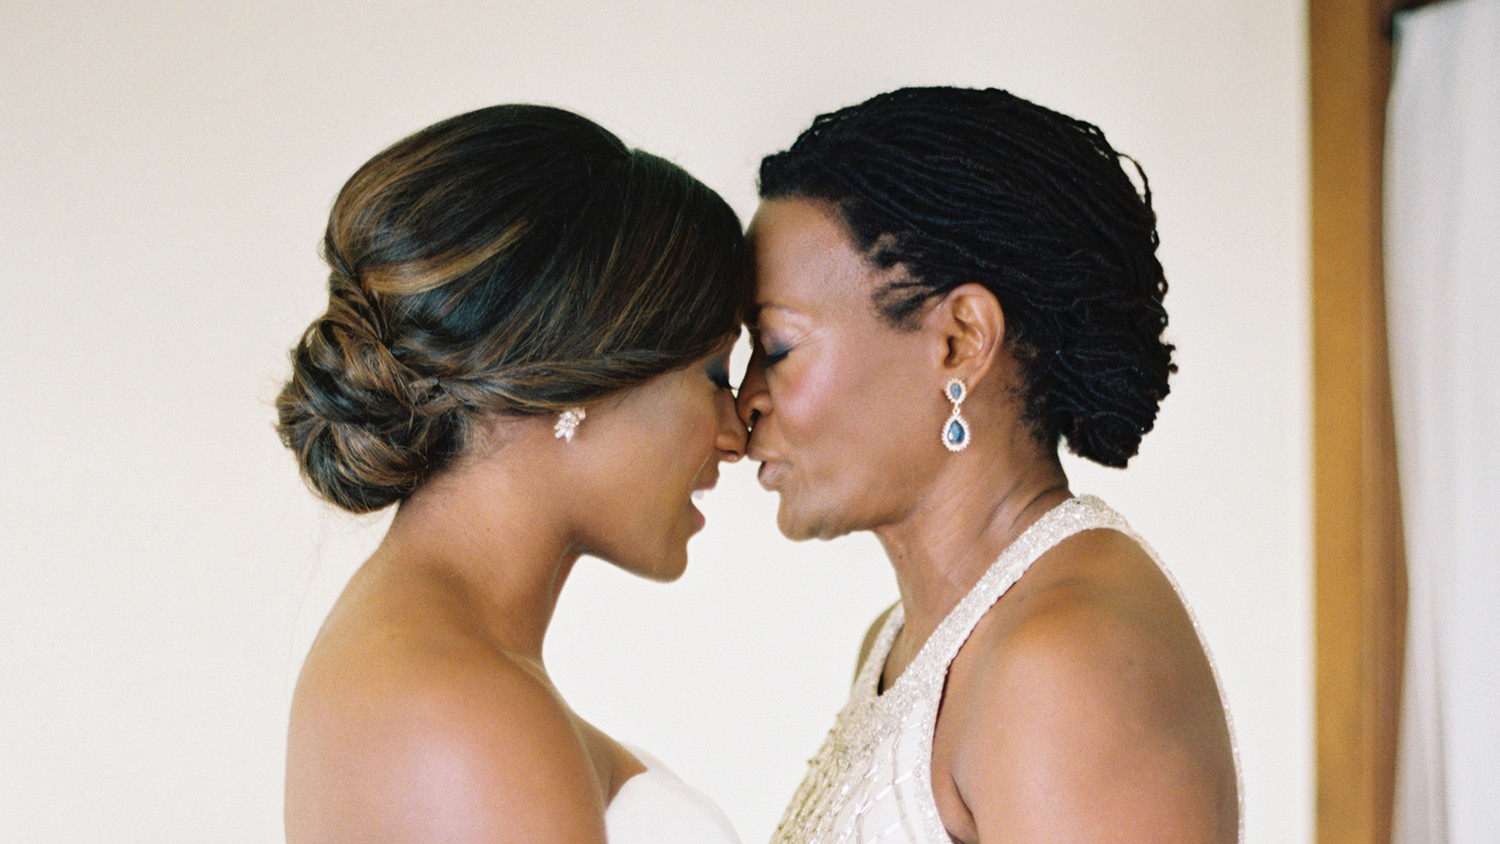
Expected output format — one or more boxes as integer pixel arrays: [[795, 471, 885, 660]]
[[749, 325, 791, 368], [707, 358, 735, 392]]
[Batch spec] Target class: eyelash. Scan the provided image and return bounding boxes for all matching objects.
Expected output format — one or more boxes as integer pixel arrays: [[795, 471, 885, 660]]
[[750, 328, 791, 368], [707, 361, 733, 390]]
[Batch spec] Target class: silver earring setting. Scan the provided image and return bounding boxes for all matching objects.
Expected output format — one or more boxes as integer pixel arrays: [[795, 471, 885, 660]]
[[554, 407, 586, 442], [942, 378, 970, 452]]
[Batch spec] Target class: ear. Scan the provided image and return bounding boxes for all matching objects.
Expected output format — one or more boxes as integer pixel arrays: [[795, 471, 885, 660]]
[[925, 283, 1004, 388]]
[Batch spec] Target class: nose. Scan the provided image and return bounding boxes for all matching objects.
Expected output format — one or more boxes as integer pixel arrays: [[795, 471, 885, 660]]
[[736, 349, 771, 432], [716, 390, 747, 462]]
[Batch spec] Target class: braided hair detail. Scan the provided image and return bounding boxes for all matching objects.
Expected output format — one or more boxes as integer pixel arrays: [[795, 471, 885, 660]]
[[760, 87, 1176, 467]]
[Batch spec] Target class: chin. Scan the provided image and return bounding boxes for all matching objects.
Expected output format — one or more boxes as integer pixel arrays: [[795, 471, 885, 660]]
[[776, 501, 851, 543], [652, 543, 692, 582]]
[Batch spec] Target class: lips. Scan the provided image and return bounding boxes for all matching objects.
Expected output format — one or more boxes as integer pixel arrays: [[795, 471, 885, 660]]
[[689, 469, 722, 530], [689, 470, 718, 506], [756, 460, 780, 491]]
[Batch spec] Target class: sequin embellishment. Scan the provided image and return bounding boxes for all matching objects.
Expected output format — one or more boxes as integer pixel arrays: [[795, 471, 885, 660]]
[[767, 496, 1244, 843]]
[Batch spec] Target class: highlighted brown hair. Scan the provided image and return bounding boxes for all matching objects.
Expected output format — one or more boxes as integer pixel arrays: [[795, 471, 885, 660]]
[[277, 105, 747, 512]]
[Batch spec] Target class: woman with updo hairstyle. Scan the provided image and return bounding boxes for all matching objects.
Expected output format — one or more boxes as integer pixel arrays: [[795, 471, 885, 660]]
[[737, 87, 1241, 842], [277, 104, 746, 843]]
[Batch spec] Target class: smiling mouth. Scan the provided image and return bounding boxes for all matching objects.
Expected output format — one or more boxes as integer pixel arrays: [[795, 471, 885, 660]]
[[692, 473, 719, 501]]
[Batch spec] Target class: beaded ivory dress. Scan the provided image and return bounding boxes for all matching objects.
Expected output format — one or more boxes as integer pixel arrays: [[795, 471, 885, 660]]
[[770, 496, 1241, 844], [605, 745, 742, 843]]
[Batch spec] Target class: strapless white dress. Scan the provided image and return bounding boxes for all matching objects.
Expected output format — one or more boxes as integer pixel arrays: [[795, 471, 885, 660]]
[[605, 746, 741, 843]]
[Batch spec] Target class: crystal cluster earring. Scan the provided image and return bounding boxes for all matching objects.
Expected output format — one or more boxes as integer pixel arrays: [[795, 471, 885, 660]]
[[554, 407, 586, 442], [942, 378, 970, 452]]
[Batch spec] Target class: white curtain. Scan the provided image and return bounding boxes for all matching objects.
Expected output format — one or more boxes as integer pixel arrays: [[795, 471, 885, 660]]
[[1386, 1, 1500, 841]]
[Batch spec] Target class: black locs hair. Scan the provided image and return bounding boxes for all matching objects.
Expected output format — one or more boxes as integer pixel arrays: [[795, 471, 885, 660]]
[[759, 87, 1176, 467]]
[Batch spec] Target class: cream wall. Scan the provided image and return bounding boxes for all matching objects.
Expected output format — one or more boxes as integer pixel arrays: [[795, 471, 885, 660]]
[[0, 1, 1310, 841]]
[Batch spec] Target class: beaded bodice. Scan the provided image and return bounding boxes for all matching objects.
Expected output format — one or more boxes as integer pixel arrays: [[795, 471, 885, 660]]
[[769, 496, 1242, 844]]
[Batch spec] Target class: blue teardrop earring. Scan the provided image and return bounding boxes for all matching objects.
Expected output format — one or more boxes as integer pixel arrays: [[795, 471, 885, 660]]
[[942, 378, 971, 452]]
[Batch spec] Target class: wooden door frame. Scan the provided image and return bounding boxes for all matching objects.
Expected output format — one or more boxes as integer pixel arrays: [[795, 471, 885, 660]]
[[1308, 0, 1434, 840]]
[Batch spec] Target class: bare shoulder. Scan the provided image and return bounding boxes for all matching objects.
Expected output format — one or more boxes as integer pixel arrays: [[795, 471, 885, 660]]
[[943, 528, 1237, 843], [286, 624, 606, 843]]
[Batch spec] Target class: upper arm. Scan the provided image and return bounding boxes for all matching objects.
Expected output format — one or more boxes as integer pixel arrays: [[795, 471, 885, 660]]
[[948, 592, 1236, 843], [287, 653, 607, 843]]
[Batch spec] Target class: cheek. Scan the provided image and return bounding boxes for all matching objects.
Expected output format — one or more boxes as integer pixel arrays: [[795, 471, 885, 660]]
[[606, 410, 710, 512], [662, 403, 720, 477], [782, 354, 909, 447], [783, 355, 935, 491], [775, 363, 848, 443]]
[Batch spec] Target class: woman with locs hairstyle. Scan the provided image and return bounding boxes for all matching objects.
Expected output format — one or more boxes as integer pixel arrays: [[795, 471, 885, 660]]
[[738, 87, 1241, 843], [277, 104, 746, 843]]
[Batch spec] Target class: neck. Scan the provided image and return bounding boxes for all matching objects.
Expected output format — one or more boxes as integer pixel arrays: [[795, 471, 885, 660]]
[[369, 430, 579, 665], [874, 431, 1070, 649]]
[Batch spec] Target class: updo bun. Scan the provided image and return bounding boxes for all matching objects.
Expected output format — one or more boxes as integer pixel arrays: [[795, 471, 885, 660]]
[[277, 105, 747, 512], [759, 87, 1176, 467]]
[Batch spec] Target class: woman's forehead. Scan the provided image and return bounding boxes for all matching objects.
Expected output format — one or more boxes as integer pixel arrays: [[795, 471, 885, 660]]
[[749, 199, 885, 316]]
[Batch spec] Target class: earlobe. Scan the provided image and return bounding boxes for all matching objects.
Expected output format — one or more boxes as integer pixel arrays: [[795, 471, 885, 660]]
[[553, 407, 587, 442]]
